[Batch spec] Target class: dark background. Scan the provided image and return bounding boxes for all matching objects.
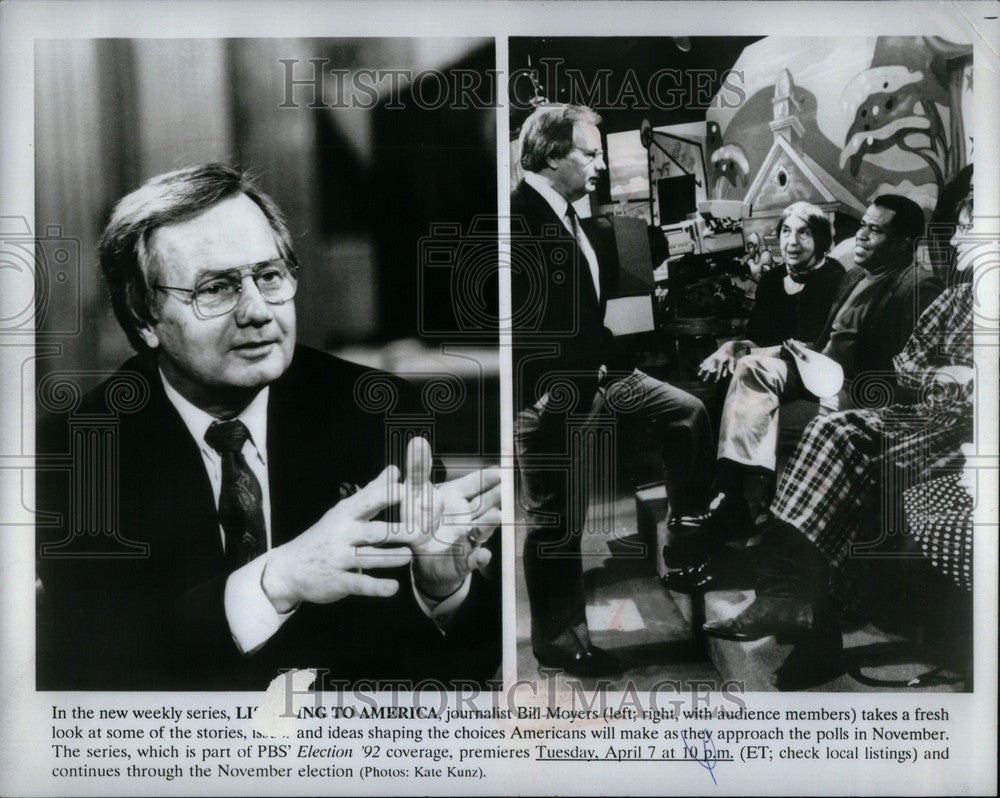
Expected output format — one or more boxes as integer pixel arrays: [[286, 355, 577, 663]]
[[33, 37, 499, 459], [35, 38, 497, 368]]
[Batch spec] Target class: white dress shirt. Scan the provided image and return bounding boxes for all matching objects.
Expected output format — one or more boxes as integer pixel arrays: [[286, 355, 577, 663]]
[[159, 371, 469, 655], [524, 171, 602, 300]]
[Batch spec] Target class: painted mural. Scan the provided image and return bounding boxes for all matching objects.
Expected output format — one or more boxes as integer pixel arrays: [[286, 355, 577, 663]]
[[706, 36, 973, 216]]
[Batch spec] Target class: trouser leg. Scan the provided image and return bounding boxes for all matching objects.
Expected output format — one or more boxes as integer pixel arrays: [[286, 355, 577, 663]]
[[602, 369, 714, 515], [717, 353, 804, 472], [754, 519, 831, 600], [665, 357, 795, 557], [771, 405, 970, 603], [769, 409, 884, 572], [516, 402, 592, 654]]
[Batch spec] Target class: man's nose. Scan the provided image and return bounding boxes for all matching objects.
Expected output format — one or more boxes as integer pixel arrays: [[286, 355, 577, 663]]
[[234, 278, 274, 325], [595, 154, 607, 172], [856, 225, 869, 241]]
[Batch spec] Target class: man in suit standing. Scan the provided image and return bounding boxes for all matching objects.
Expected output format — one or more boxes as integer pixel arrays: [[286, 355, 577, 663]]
[[511, 105, 713, 676], [36, 164, 501, 690]]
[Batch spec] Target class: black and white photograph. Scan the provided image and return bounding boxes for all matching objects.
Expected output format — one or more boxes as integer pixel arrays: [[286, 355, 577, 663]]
[[509, 34, 984, 692], [29, 36, 503, 691], [0, 2, 996, 797]]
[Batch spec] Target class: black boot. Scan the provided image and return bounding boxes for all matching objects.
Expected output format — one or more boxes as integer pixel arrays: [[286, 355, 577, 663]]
[[772, 609, 843, 690], [666, 491, 753, 543], [663, 492, 753, 592], [702, 521, 831, 642], [661, 544, 756, 594], [667, 459, 763, 548]]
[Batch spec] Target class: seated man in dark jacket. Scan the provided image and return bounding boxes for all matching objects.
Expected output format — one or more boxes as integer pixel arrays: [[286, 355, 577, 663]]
[[36, 164, 501, 690]]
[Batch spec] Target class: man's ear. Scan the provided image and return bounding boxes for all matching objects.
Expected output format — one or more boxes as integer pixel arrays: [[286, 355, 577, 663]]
[[893, 236, 915, 261], [129, 282, 160, 350], [136, 321, 160, 351]]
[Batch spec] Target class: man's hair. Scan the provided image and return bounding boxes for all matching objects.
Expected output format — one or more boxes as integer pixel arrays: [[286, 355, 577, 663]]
[[926, 164, 973, 275], [937, 164, 974, 227], [778, 201, 833, 256], [98, 163, 297, 352], [871, 194, 926, 242], [518, 104, 602, 173]]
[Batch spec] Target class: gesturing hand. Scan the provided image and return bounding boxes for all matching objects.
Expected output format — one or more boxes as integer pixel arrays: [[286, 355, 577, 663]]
[[698, 341, 740, 382], [261, 466, 412, 613], [399, 437, 502, 600]]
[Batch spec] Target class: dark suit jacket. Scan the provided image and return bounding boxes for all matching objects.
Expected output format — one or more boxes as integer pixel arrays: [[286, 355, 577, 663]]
[[813, 261, 944, 401], [510, 179, 620, 412], [35, 346, 500, 691]]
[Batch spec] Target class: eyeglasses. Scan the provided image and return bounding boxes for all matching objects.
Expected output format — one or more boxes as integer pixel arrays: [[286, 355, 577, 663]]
[[155, 258, 298, 319], [955, 221, 974, 235]]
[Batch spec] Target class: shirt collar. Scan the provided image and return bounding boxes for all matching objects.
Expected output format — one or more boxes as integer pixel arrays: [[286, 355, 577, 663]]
[[524, 171, 571, 221], [159, 370, 270, 465]]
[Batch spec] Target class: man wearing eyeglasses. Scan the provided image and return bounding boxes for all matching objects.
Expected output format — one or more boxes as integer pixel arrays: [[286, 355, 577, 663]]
[[511, 105, 713, 676], [36, 164, 501, 690]]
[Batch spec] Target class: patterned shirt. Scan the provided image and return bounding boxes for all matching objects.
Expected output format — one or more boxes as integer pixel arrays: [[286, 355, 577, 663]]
[[893, 283, 974, 404]]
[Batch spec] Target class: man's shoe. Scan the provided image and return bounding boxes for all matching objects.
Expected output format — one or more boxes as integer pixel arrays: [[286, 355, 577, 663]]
[[661, 550, 754, 594], [534, 645, 622, 677], [702, 594, 814, 642], [660, 561, 707, 594], [772, 616, 842, 691], [667, 492, 753, 545]]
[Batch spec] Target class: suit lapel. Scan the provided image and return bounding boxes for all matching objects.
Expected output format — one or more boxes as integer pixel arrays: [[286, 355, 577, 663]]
[[131, 357, 224, 563], [265, 350, 361, 547], [815, 267, 865, 348], [580, 215, 617, 310], [517, 181, 601, 310], [266, 363, 312, 548]]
